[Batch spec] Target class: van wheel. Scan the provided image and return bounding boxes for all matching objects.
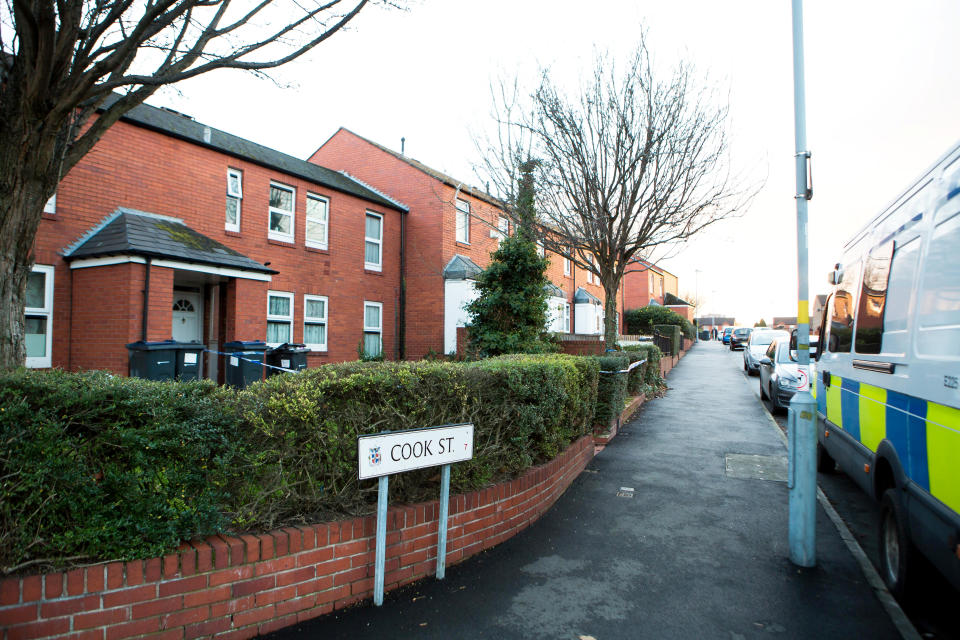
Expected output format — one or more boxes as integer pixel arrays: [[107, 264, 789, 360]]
[[879, 489, 915, 600], [816, 442, 836, 473]]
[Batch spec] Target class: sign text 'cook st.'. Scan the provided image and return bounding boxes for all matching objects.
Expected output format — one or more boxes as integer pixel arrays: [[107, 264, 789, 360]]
[[357, 423, 474, 480]]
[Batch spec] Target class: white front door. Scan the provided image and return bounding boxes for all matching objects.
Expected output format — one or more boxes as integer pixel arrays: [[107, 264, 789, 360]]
[[172, 292, 202, 343]]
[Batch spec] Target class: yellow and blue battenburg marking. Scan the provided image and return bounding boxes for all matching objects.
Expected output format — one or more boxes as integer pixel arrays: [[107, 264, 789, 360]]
[[817, 374, 960, 515]]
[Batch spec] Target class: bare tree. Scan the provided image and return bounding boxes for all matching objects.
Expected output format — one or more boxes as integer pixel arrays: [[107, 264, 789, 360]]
[[477, 37, 751, 348], [0, 0, 397, 369]]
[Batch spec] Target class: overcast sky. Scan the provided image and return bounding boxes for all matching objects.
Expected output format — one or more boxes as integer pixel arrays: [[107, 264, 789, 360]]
[[154, 0, 960, 326]]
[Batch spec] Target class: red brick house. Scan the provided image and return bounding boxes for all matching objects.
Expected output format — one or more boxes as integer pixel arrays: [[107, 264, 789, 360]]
[[309, 129, 609, 358], [27, 100, 407, 379], [617, 260, 682, 333]]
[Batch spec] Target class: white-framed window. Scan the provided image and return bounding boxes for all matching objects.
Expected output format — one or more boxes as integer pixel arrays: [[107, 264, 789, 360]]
[[268, 182, 295, 242], [587, 257, 594, 285], [363, 301, 383, 358], [649, 272, 655, 294], [303, 295, 328, 351], [44, 193, 57, 215], [365, 212, 383, 271], [496, 216, 509, 245], [563, 301, 571, 333], [226, 169, 242, 232], [266, 291, 294, 346], [305, 193, 329, 250], [456, 198, 470, 244], [563, 251, 571, 277], [25, 265, 54, 368], [536, 241, 545, 258]]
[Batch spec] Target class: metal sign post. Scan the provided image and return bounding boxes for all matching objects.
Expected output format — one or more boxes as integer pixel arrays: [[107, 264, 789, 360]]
[[358, 423, 474, 606]]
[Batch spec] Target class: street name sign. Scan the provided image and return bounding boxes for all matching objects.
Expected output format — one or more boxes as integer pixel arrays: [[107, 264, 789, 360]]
[[357, 423, 475, 605], [357, 423, 474, 480]]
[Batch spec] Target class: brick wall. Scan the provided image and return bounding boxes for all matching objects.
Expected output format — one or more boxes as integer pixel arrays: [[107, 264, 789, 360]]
[[0, 436, 595, 640], [33, 115, 403, 373]]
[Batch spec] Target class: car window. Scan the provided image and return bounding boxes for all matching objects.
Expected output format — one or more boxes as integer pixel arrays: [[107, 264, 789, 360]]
[[777, 342, 799, 364], [765, 342, 776, 360]]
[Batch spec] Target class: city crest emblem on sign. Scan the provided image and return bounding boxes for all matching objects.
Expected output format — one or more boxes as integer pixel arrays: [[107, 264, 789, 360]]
[[369, 447, 381, 466]]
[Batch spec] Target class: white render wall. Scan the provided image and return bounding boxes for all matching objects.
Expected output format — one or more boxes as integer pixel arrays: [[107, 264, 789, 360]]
[[575, 302, 604, 335], [444, 279, 478, 354]]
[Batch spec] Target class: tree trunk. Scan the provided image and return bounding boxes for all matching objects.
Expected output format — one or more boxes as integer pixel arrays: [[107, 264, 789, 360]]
[[0, 110, 63, 370], [602, 280, 620, 350]]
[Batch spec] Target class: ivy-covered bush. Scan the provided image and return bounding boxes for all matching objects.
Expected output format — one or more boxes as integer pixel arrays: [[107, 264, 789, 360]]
[[0, 370, 239, 573], [590, 354, 629, 427], [1, 354, 598, 571]]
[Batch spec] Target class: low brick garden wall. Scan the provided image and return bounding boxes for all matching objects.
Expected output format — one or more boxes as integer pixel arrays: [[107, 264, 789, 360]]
[[0, 436, 595, 640]]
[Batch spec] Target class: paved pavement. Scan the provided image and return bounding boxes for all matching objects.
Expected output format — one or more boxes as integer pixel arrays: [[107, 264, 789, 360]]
[[266, 342, 902, 639]]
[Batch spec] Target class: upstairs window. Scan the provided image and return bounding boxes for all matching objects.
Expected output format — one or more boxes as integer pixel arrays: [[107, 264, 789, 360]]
[[44, 193, 57, 215], [496, 216, 509, 245], [266, 291, 293, 346], [304, 295, 328, 351], [306, 193, 329, 250], [365, 212, 383, 271], [456, 199, 470, 244], [226, 169, 242, 232], [563, 251, 571, 277], [25, 265, 54, 368], [268, 183, 295, 242]]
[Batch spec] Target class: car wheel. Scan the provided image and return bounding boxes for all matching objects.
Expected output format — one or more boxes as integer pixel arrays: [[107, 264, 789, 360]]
[[816, 442, 836, 473], [744, 360, 748, 372], [879, 489, 917, 600], [768, 384, 779, 411]]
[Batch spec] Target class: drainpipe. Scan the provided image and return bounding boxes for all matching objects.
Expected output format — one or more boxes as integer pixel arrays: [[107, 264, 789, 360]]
[[141, 257, 152, 341], [398, 212, 406, 360]]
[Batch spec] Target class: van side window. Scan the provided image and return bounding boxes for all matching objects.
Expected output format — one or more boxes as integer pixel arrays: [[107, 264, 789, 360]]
[[881, 236, 921, 354], [917, 210, 960, 358], [828, 261, 860, 353], [854, 241, 893, 354]]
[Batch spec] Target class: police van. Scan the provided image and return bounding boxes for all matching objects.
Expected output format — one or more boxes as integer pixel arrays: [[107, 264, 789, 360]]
[[814, 140, 960, 598]]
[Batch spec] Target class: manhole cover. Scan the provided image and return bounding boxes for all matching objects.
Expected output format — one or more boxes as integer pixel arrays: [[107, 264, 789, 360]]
[[724, 454, 787, 482], [616, 486, 635, 498]]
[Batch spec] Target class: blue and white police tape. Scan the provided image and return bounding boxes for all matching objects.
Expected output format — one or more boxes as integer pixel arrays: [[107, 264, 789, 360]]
[[598, 358, 647, 375], [203, 348, 303, 374]]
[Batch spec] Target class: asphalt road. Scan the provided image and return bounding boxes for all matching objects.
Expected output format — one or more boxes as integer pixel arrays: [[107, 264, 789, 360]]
[[726, 341, 960, 640]]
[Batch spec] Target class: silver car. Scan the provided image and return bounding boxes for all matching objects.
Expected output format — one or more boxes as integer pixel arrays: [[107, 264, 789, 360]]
[[758, 338, 805, 412], [743, 329, 788, 375]]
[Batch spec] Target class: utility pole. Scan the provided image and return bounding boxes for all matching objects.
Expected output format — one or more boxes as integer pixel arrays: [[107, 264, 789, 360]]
[[788, 0, 817, 568], [695, 269, 702, 342]]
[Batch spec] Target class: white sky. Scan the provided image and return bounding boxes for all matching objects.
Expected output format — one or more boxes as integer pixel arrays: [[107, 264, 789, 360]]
[[154, 0, 960, 326]]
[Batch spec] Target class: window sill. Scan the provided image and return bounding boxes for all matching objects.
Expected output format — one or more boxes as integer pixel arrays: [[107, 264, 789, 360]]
[[268, 238, 296, 248], [41, 212, 56, 221], [224, 230, 241, 238], [455, 241, 471, 248], [305, 246, 330, 255], [364, 268, 384, 276], [306, 349, 328, 356]]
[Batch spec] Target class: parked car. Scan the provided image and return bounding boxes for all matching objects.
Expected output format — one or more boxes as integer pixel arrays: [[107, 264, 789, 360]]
[[758, 338, 808, 413], [743, 329, 788, 374], [722, 327, 733, 344], [729, 326, 752, 351]]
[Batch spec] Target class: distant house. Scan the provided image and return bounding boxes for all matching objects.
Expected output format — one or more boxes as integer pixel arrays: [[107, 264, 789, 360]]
[[618, 259, 680, 332], [772, 316, 799, 331], [309, 128, 609, 356], [695, 316, 736, 335], [663, 292, 694, 321]]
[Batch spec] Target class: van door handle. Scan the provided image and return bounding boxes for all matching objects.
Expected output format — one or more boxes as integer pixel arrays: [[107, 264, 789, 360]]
[[823, 371, 831, 388]]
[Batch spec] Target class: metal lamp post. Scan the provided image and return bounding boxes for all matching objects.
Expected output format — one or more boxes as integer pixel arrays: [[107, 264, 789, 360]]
[[788, 0, 817, 568]]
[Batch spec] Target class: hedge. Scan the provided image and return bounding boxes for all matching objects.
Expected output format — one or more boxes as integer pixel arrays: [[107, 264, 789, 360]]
[[590, 354, 629, 427], [0, 355, 599, 572], [0, 371, 239, 572], [654, 324, 682, 356], [619, 344, 663, 395], [625, 305, 695, 340]]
